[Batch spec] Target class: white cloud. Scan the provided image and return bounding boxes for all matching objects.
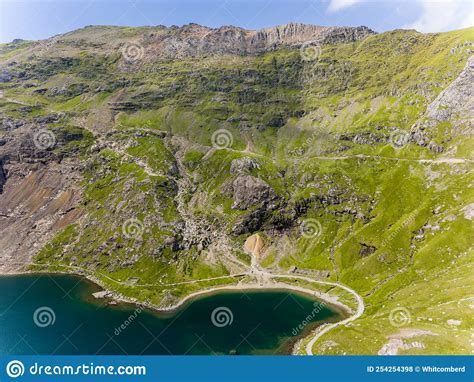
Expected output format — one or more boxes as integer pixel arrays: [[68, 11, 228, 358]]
[[406, 0, 474, 33], [327, 0, 363, 13]]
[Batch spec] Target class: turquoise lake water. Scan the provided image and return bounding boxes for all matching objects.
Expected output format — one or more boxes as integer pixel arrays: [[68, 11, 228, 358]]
[[0, 274, 342, 355]]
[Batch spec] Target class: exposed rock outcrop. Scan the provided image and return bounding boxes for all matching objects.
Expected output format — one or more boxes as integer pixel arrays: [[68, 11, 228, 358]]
[[0, 159, 6, 193], [378, 329, 437, 356], [426, 55, 474, 123], [0, 121, 84, 271], [0, 162, 83, 272], [359, 243, 376, 257], [229, 157, 260, 174], [232, 205, 271, 235], [223, 175, 277, 210], [8, 23, 375, 65], [140, 23, 375, 59]]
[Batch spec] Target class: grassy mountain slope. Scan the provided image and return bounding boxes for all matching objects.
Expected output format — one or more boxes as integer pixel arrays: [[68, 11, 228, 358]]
[[0, 24, 473, 355]]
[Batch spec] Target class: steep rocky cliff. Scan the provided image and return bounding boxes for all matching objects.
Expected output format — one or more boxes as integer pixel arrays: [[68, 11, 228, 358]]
[[0, 22, 374, 65]]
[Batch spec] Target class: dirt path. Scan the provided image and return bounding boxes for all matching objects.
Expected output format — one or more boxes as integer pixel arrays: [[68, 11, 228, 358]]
[[23, 257, 363, 354], [257, 271, 364, 355], [223, 147, 473, 164], [1, 99, 366, 351], [3, 97, 471, 167]]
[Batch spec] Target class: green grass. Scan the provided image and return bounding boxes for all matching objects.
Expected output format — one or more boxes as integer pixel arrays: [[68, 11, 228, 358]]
[[6, 26, 472, 355]]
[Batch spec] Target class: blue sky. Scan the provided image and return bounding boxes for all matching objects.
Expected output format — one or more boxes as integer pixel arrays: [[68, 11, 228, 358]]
[[0, 0, 472, 43]]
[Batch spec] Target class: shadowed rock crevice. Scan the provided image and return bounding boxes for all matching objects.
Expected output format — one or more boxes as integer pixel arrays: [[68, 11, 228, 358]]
[[0, 159, 6, 193]]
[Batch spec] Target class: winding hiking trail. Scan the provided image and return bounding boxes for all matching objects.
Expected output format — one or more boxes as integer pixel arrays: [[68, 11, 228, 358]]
[[295, 276, 364, 355], [1, 100, 368, 353], [27, 259, 364, 355], [224, 146, 473, 164], [4, 97, 471, 167], [256, 271, 365, 355]]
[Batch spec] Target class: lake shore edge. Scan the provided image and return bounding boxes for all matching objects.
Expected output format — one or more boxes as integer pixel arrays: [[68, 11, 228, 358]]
[[0, 268, 352, 355], [0, 268, 351, 316]]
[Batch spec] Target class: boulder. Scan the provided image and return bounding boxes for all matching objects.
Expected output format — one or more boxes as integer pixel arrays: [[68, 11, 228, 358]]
[[224, 175, 277, 210]]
